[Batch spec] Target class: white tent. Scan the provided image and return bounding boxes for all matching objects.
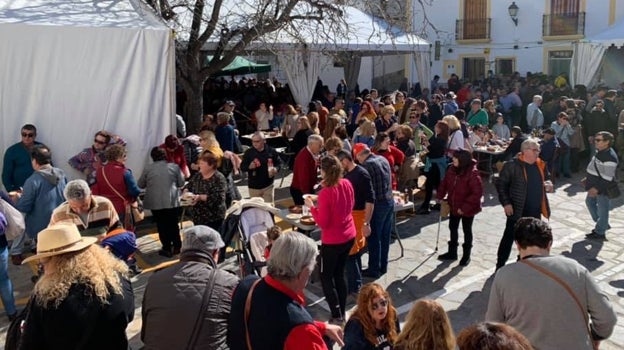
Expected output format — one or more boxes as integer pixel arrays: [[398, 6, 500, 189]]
[[253, 6, 431, 105], [570, 17, 624, 87], [0, 0, 175, 189], [173, 2, 430, 106]]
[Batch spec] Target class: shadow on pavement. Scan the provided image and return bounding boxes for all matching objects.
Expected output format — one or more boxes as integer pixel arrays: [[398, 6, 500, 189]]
[[386, 260, 463, 302], [446, 274, 495, 333], [608, 279, 624, 298], [561, 239, 604, 272]]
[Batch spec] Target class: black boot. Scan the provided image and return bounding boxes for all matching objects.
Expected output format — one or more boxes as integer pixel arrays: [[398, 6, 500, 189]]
[[459, 244, 472, 266], [438, 242, 458, 261]]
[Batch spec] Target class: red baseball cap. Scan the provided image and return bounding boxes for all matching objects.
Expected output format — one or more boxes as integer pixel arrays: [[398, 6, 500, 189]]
[[352, 143, 369, 157]]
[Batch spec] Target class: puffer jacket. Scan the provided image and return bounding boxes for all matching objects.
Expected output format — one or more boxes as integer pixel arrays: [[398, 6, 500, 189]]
[[496, 154, 551, 220], [437, 159, 483, 217], [141, 254, 240, 350]]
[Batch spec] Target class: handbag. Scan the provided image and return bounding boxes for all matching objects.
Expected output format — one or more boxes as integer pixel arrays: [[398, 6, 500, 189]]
[[101, 168, 144, 230], [0, 198, 25, 241], [5, 296, 34, 350], [592, 161, 621, 199], [521, 260, 597, 350], [185, 267, 218, 350]]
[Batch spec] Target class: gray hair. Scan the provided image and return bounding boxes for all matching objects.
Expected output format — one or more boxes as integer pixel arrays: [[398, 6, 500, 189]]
[[307, 134, 324, 146], [63, 179, 91, 201], [533, 95, 543, 102], [267, 232, 318, 280], [252, 131, 265, 140], [521, 138, 541, 152]]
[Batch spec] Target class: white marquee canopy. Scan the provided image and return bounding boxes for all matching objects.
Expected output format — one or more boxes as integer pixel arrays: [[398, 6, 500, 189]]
[[0, 0, 175, 187], [571, 17, 624, 87]]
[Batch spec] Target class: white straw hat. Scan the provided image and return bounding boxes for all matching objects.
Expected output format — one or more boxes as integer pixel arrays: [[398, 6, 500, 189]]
[[22, 224, 97, 264]]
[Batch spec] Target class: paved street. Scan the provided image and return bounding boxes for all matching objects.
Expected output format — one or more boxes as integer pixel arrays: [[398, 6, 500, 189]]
[[1, 170, 623, 349]]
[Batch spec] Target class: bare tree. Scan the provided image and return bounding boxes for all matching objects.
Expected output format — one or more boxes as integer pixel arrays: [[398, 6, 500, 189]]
[[144, 0, 344, 132]]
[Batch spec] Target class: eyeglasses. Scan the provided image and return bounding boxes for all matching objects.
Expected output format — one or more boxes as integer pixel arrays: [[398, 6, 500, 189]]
[[528, 148, 540, 153], [94, 139, 107, 145], [594, 138, 605, 142], [371, 299, 388, 311], [21, 132, 35, 138]]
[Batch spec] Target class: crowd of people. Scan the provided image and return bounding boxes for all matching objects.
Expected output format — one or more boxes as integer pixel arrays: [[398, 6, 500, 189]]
[[0, 69, 622, 348]]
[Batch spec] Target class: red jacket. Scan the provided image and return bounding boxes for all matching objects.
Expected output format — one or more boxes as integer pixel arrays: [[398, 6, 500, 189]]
[[92, 161, 133, 215], [291, 147, 317, 194], [437, 160, 483, 217]]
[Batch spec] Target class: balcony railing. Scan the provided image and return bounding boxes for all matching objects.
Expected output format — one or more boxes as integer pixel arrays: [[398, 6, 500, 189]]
[[455, 18, 491, 40], [543, 12, 585, 37]]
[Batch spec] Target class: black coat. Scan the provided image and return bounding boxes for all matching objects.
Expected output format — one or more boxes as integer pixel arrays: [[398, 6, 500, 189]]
[[19, 276, 134, 350], [496, 155, 551, 220]]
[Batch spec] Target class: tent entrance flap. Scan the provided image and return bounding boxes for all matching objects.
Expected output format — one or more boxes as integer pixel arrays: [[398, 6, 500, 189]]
[[206, 56, 271, 76]]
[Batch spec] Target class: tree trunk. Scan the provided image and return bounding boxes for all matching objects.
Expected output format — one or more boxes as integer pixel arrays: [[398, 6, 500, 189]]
[[184, 82, 204, 134]]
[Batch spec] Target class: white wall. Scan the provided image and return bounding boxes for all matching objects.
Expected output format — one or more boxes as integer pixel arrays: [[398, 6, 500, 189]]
[[413, 0, 620, 80]]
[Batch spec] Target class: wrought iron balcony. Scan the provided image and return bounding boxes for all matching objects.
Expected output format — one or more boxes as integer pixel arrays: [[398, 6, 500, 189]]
[[455, 18, 491, 40], [543, 12, 585, 37]]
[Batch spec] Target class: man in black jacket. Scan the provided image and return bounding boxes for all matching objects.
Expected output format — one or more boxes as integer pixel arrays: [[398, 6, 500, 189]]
[[142, 225, 239, 349], [495, 139, 552, 270]]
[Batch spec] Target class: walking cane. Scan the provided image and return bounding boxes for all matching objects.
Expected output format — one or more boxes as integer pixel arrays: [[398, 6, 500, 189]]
[[435, 213, 442, 252], [435, 200, 451, 252]]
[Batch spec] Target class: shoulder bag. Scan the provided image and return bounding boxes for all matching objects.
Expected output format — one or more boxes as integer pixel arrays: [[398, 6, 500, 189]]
[[0, 198, 25, 241], [185, 268, 218, 350], [244, 278, 262, 350], [521, 260, 597, 349], [101, 168, 144, 230], [592, 161, 621, 199]]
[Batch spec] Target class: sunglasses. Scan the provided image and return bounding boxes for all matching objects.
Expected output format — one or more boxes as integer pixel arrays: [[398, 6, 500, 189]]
[[21, 132, 35, 138], [94, 139, 107, 145], [371, 299, 388, 311]]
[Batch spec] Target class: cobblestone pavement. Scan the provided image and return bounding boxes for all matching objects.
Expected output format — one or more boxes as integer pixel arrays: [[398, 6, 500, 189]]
[[1, 170, 623, 349]]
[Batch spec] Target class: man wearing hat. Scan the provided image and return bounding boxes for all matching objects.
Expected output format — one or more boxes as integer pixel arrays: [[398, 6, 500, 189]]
[[352, 143, 393, 278], [142, 225, 239, 349]]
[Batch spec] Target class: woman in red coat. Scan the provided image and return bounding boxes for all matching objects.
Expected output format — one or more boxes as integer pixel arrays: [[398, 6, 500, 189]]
[[371, 132, 405, 191], [436, 149, 483, 266], [160, 135, 190, 179]]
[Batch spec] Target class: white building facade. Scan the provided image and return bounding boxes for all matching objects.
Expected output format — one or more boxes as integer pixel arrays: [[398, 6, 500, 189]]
[[413, 0, 624, 85]]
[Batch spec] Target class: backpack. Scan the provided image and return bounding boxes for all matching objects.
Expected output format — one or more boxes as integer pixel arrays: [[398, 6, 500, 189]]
[[0, 198, 25, 241]]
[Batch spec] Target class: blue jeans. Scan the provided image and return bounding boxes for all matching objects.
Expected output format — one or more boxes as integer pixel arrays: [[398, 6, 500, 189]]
[[345, 252, 362, 294], [0, 247, 16, 316], [586, 194, 611, 235], [368, 201, 394, 276]]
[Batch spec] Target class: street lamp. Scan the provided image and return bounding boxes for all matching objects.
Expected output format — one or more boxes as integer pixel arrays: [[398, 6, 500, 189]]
[[508, 2, 519, 26]]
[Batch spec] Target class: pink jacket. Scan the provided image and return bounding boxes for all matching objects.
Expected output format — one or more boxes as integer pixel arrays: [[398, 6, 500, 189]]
[[310, 179, 356, 245]]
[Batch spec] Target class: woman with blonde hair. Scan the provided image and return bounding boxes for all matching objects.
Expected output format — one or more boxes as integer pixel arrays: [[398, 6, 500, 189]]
[[353, 120, 376, 147], [343, 282, 400, 349], [442, 115, 465, 157], [394, 300, 455, 350], [282, 104, 299, 139], [307, 111, 321, 134], [19, 224, 134, 349]]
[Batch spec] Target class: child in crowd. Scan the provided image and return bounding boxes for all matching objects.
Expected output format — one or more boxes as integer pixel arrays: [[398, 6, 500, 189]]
[[263, 225, 282, 259], [492, 113, 510, 140]]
